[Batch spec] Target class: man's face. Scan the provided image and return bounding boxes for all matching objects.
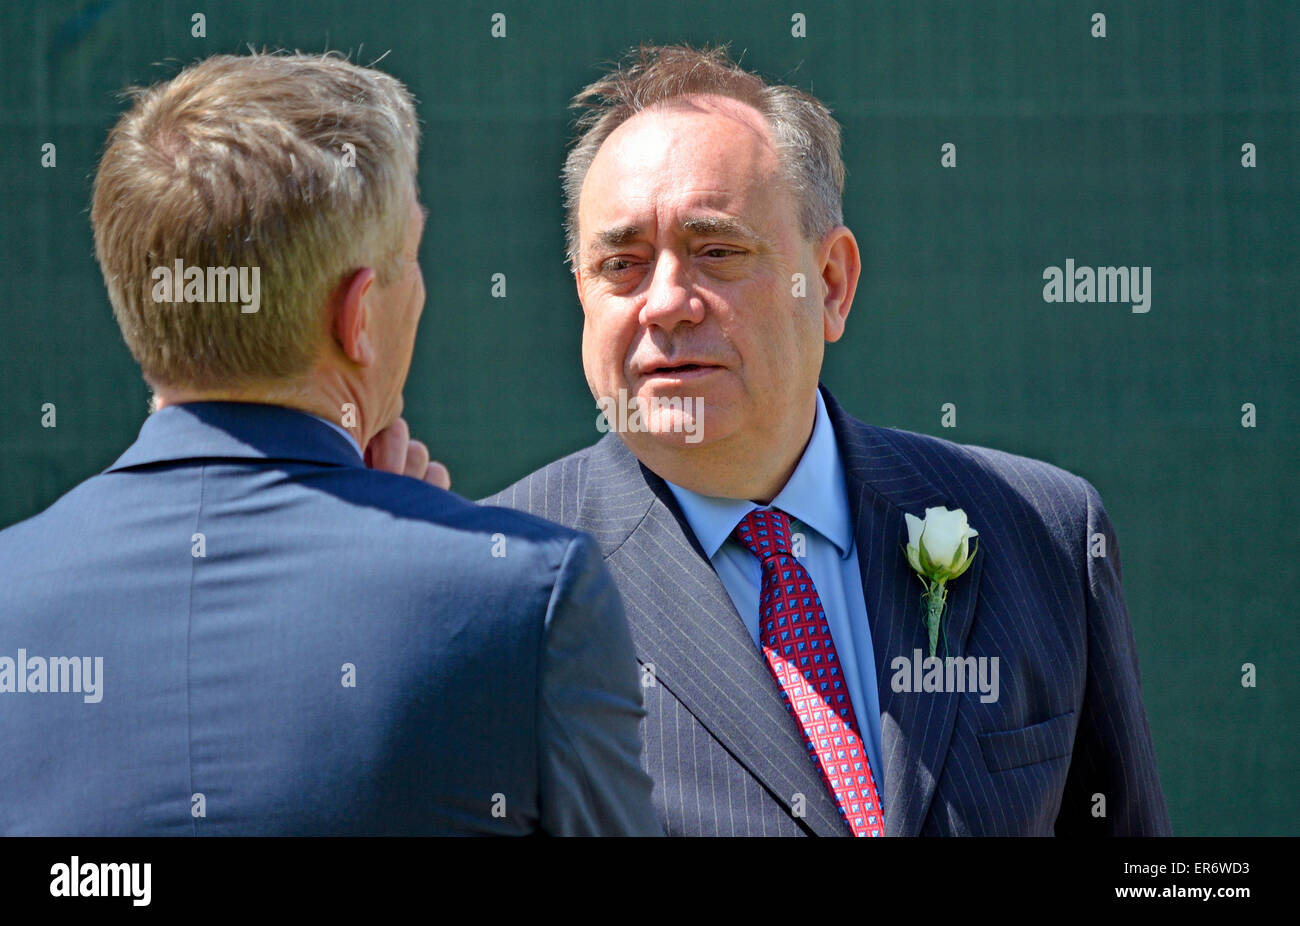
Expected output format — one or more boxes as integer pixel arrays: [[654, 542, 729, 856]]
[[575, 95, 829, 465], [369, 195, 427, 429]]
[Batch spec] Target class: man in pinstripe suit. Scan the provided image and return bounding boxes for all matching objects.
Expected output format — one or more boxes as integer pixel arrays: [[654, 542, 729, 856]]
[[481, 45, 1171, 836]]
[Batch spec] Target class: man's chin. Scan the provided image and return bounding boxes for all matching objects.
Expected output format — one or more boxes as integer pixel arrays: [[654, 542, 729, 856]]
[[614, 416, 722, 458], [621, 397, 710, 445]]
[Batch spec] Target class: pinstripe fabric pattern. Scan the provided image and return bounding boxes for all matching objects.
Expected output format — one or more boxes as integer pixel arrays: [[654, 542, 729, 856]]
[[484, 386, 1172, 836]]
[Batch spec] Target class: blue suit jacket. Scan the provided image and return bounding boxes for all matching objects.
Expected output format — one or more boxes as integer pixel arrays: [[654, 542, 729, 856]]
[[0, 402, 661, 836], [485, 386, 1173, 836]]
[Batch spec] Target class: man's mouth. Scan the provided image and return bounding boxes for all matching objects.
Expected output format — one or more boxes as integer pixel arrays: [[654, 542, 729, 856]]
[[641, 361, 723, 378]]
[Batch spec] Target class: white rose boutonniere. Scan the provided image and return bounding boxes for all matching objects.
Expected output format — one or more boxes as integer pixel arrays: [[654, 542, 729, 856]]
[[903, 506, 979, 658]]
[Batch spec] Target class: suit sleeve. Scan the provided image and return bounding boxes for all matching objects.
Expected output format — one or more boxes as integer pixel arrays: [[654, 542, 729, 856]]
[[536, 533, 664, 836], [1056, 479, 1173, 835]]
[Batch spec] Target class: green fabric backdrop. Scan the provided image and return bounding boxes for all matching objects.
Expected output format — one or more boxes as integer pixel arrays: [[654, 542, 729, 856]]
[[1, 0, 1295, 835]]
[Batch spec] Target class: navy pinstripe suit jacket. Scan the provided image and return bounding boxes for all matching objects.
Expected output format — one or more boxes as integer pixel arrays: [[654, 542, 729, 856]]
[[485, 386, 1172, 836]]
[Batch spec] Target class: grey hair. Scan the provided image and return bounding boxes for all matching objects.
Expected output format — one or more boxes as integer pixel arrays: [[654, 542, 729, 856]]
[[560, 44, 845, 267]]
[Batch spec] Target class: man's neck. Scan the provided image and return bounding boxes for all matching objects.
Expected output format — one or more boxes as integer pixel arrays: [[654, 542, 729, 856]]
[[633, 392, 818, 504]]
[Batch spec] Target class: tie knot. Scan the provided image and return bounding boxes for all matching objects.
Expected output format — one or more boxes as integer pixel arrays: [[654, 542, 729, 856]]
[[733, 508, 793, 559]]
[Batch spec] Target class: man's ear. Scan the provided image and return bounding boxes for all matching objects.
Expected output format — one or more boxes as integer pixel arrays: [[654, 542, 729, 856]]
[[817, 226, 861, 343], [332, 267, 377, 366]]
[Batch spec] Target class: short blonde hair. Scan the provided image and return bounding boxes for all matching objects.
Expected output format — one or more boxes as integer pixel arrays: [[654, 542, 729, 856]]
[[562, 44, 845, 266], [91, 51, 420, 390]]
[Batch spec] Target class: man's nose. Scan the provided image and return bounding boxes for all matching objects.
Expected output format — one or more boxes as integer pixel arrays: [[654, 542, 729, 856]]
[[639, 252, 705, 331]]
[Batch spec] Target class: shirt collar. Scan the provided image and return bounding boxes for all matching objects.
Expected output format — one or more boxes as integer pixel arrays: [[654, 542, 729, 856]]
[[664, 389, 854, 559], [306, 412, 364, 460]]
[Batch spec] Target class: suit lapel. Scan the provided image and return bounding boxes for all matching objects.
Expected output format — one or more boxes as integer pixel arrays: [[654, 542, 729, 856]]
[[584, 436, 849, 837], [823, 387, 984, 837]]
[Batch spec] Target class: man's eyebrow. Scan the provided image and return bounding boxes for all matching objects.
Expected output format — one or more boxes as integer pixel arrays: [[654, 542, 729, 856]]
[[592, 224, 643, 251], [679, 215, 765, 243], [590, 217, 767, 253]]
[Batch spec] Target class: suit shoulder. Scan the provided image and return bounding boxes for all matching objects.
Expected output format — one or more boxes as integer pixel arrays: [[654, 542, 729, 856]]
[[855, 422, 1100, 568], [872, 422, 1094, 510], [480, 439, 602, 522], [315, 465, 597, 554], [0, 463, 597, 590]]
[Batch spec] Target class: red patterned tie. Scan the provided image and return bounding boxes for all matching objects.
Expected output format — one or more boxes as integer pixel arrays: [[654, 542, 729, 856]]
[[734, 508, 884, 837]]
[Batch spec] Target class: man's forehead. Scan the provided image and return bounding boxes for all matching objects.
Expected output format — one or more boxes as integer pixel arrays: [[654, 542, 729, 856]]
[[640, 93, 771, 135], [601, 93, 776, 161], [579, 95, 784, 239]]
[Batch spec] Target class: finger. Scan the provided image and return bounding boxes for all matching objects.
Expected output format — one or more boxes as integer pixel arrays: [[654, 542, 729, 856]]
[[366, 423, 396, 472], [405, 439, 431, 479], [424, 460, 451, 490], [366, 417, 410, 475]]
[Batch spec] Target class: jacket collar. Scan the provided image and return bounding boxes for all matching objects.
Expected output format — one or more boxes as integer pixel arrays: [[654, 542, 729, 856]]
[[105, 401, 365, 473]]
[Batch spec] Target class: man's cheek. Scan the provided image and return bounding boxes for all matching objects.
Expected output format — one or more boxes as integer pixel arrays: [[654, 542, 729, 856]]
[[580, 333, 612, 395]]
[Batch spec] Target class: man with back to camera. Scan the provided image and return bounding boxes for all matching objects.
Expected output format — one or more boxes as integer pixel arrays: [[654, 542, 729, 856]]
[[461, 45, 1169, 836], [0, 52, 661, 836]]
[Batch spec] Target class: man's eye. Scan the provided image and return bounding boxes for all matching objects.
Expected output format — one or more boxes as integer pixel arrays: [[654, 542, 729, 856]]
[[702, 248, 740, 258], [601, 257, 633, 273]]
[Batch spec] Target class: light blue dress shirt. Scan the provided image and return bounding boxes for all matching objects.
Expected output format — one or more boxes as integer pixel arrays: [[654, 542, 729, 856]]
[[307, 412, 363, 461], [664, 390, 885, 787]]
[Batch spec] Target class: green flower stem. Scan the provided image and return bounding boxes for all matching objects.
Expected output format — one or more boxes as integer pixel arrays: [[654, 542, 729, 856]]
[[924, 580, 948, 657]]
